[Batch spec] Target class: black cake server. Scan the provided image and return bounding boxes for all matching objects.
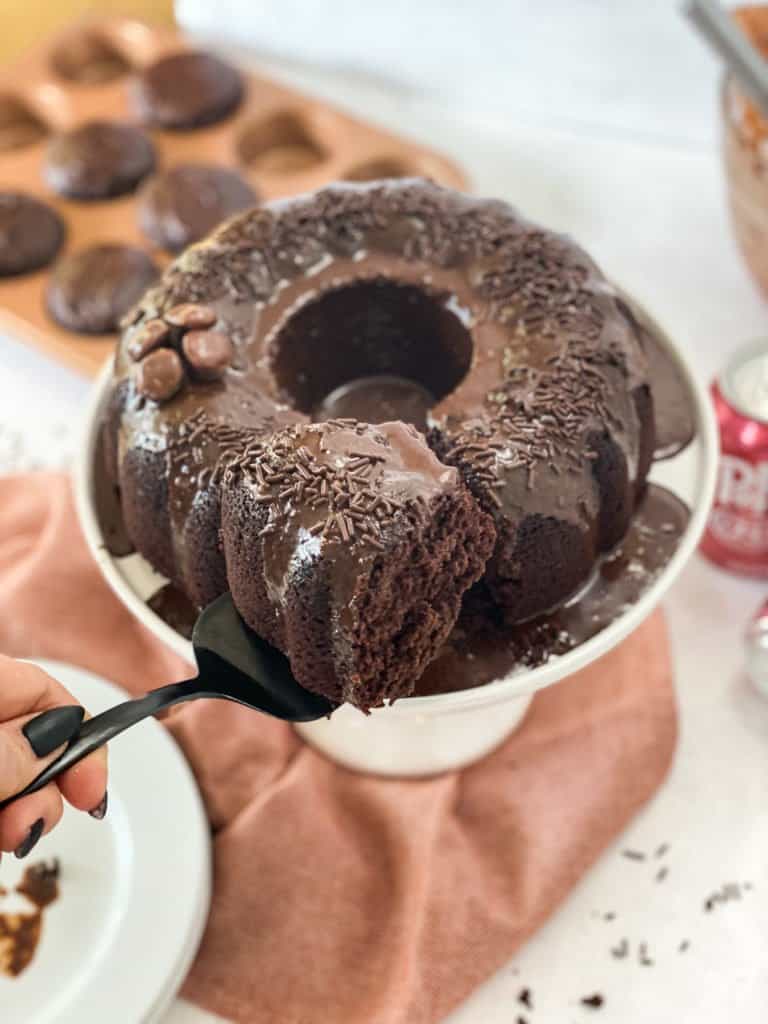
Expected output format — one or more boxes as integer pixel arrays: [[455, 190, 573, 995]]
[[0, 592, 335, 810]]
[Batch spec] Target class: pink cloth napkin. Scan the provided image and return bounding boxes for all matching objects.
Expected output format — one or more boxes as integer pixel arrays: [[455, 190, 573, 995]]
[[0, 472, 677, 1024]]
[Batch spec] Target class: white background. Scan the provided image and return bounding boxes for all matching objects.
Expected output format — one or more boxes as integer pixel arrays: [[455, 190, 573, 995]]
[[1, 2, 767, 1021]]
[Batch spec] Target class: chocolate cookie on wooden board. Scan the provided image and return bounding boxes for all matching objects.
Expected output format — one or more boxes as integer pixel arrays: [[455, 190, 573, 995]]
[[45, 244, 159, 334], [133, 51, 244, 130], [0, 192, 65, 276], [138, 164, 258, 252], [45, 121, 156, 200]]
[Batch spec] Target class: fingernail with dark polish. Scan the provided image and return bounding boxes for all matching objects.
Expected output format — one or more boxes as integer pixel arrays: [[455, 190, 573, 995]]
[[15, 818, 44, 859], [23, 706, 84, 758], [89, 792, 108, 820]]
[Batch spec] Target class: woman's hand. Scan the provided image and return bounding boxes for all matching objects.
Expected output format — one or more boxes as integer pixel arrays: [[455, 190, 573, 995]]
[[0, 656, 107, 858]]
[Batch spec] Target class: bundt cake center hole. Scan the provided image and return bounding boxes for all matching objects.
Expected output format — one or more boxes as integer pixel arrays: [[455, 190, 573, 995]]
[[272, 279, 473, 426]]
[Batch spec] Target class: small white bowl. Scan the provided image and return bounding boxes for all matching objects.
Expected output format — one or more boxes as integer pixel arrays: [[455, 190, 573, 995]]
[[74, 297, 717, 777]]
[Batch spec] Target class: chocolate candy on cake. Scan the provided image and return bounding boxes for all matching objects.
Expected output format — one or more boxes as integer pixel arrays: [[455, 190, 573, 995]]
[[127, 318, 171, 360], [45, 121, 156, 200], [182, 330, 234, 381], [105, 179, 656, 707], [0, 192, 65, 277], [134, 347, 184, 403], [221, 420, 495, 708], [134, 51, 244, 130], [138, 164, 258, 253], [46, 243, 159, 334]]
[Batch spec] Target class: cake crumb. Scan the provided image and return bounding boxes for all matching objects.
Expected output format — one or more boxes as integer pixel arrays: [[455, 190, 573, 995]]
[[0, 858, 62, 978], [580, 993, 605, 1009]]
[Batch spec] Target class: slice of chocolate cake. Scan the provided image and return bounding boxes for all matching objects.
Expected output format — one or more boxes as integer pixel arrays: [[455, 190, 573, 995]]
[[220, 420, 496, 710]]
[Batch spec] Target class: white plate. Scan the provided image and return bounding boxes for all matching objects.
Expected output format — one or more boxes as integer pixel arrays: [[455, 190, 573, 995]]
[[0, 661, 211, 1024]]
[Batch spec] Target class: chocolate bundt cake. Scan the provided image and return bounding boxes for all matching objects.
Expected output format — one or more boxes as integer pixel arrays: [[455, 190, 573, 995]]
[[104, 179, 655, 707], [221, 419, 495, 707]]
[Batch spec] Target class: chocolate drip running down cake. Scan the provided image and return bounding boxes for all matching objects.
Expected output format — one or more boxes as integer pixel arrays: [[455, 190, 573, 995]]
[[104, 179, 657, 710]]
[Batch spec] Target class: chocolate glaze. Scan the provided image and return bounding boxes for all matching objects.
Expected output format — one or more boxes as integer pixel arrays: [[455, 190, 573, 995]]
[[227, 420, 459, 616], [144, 481, 691, 699], [413, 483, 690, 695], [93, 431, 134, 557], [148, 583, 197, 639], [221, 417, 496, 706], [642, 323, 696, 460], [314, 375, 435, 432]]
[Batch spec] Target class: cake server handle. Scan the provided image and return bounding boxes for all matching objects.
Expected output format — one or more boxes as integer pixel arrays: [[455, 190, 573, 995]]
[[0, 678, 203, 811]]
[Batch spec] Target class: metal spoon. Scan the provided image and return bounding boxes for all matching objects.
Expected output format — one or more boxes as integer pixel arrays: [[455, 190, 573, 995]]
[[0, 592, 336, 811], [686, 0, 768, 117]]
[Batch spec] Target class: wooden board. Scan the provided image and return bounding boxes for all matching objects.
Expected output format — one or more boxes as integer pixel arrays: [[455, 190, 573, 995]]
[[0, 16, 467, 377]]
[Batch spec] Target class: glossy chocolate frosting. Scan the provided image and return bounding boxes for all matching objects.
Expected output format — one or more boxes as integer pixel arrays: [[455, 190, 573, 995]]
[[107, 178, 656, 685], [226, 419, 458, 612]]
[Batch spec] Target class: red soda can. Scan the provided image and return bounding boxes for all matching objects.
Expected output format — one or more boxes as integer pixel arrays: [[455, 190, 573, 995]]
[[700, 339, 768, 576]]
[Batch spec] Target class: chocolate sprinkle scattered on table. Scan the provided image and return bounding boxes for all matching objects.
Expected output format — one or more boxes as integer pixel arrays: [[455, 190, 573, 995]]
[[638, 942, 654, 966], [518, 987, 533, 1009], [679, 940, 690, 953], [703, 881, 750, 912], [655, 842, 669, 858], [655, 866, 669, 883], [611, 938, 629, 959], [621, 849, 646, 861]]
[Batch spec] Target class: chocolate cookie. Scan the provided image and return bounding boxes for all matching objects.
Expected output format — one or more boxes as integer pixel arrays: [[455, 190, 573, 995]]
[[44, 121, 156, 200], [46, 244, 159, 334], [134, 51, 243, 130], [0, 192, 65, 277], [138, 163, 258, 252]]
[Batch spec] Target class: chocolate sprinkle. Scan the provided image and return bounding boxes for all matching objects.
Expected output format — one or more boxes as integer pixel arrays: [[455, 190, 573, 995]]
[[517, 987, 533, 1009], [226, 420, 434, 551], [638, 942, 654, 966]]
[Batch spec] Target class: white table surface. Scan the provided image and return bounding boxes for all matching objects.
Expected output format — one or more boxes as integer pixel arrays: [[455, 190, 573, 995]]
[[3, 4, 768, 1020]]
